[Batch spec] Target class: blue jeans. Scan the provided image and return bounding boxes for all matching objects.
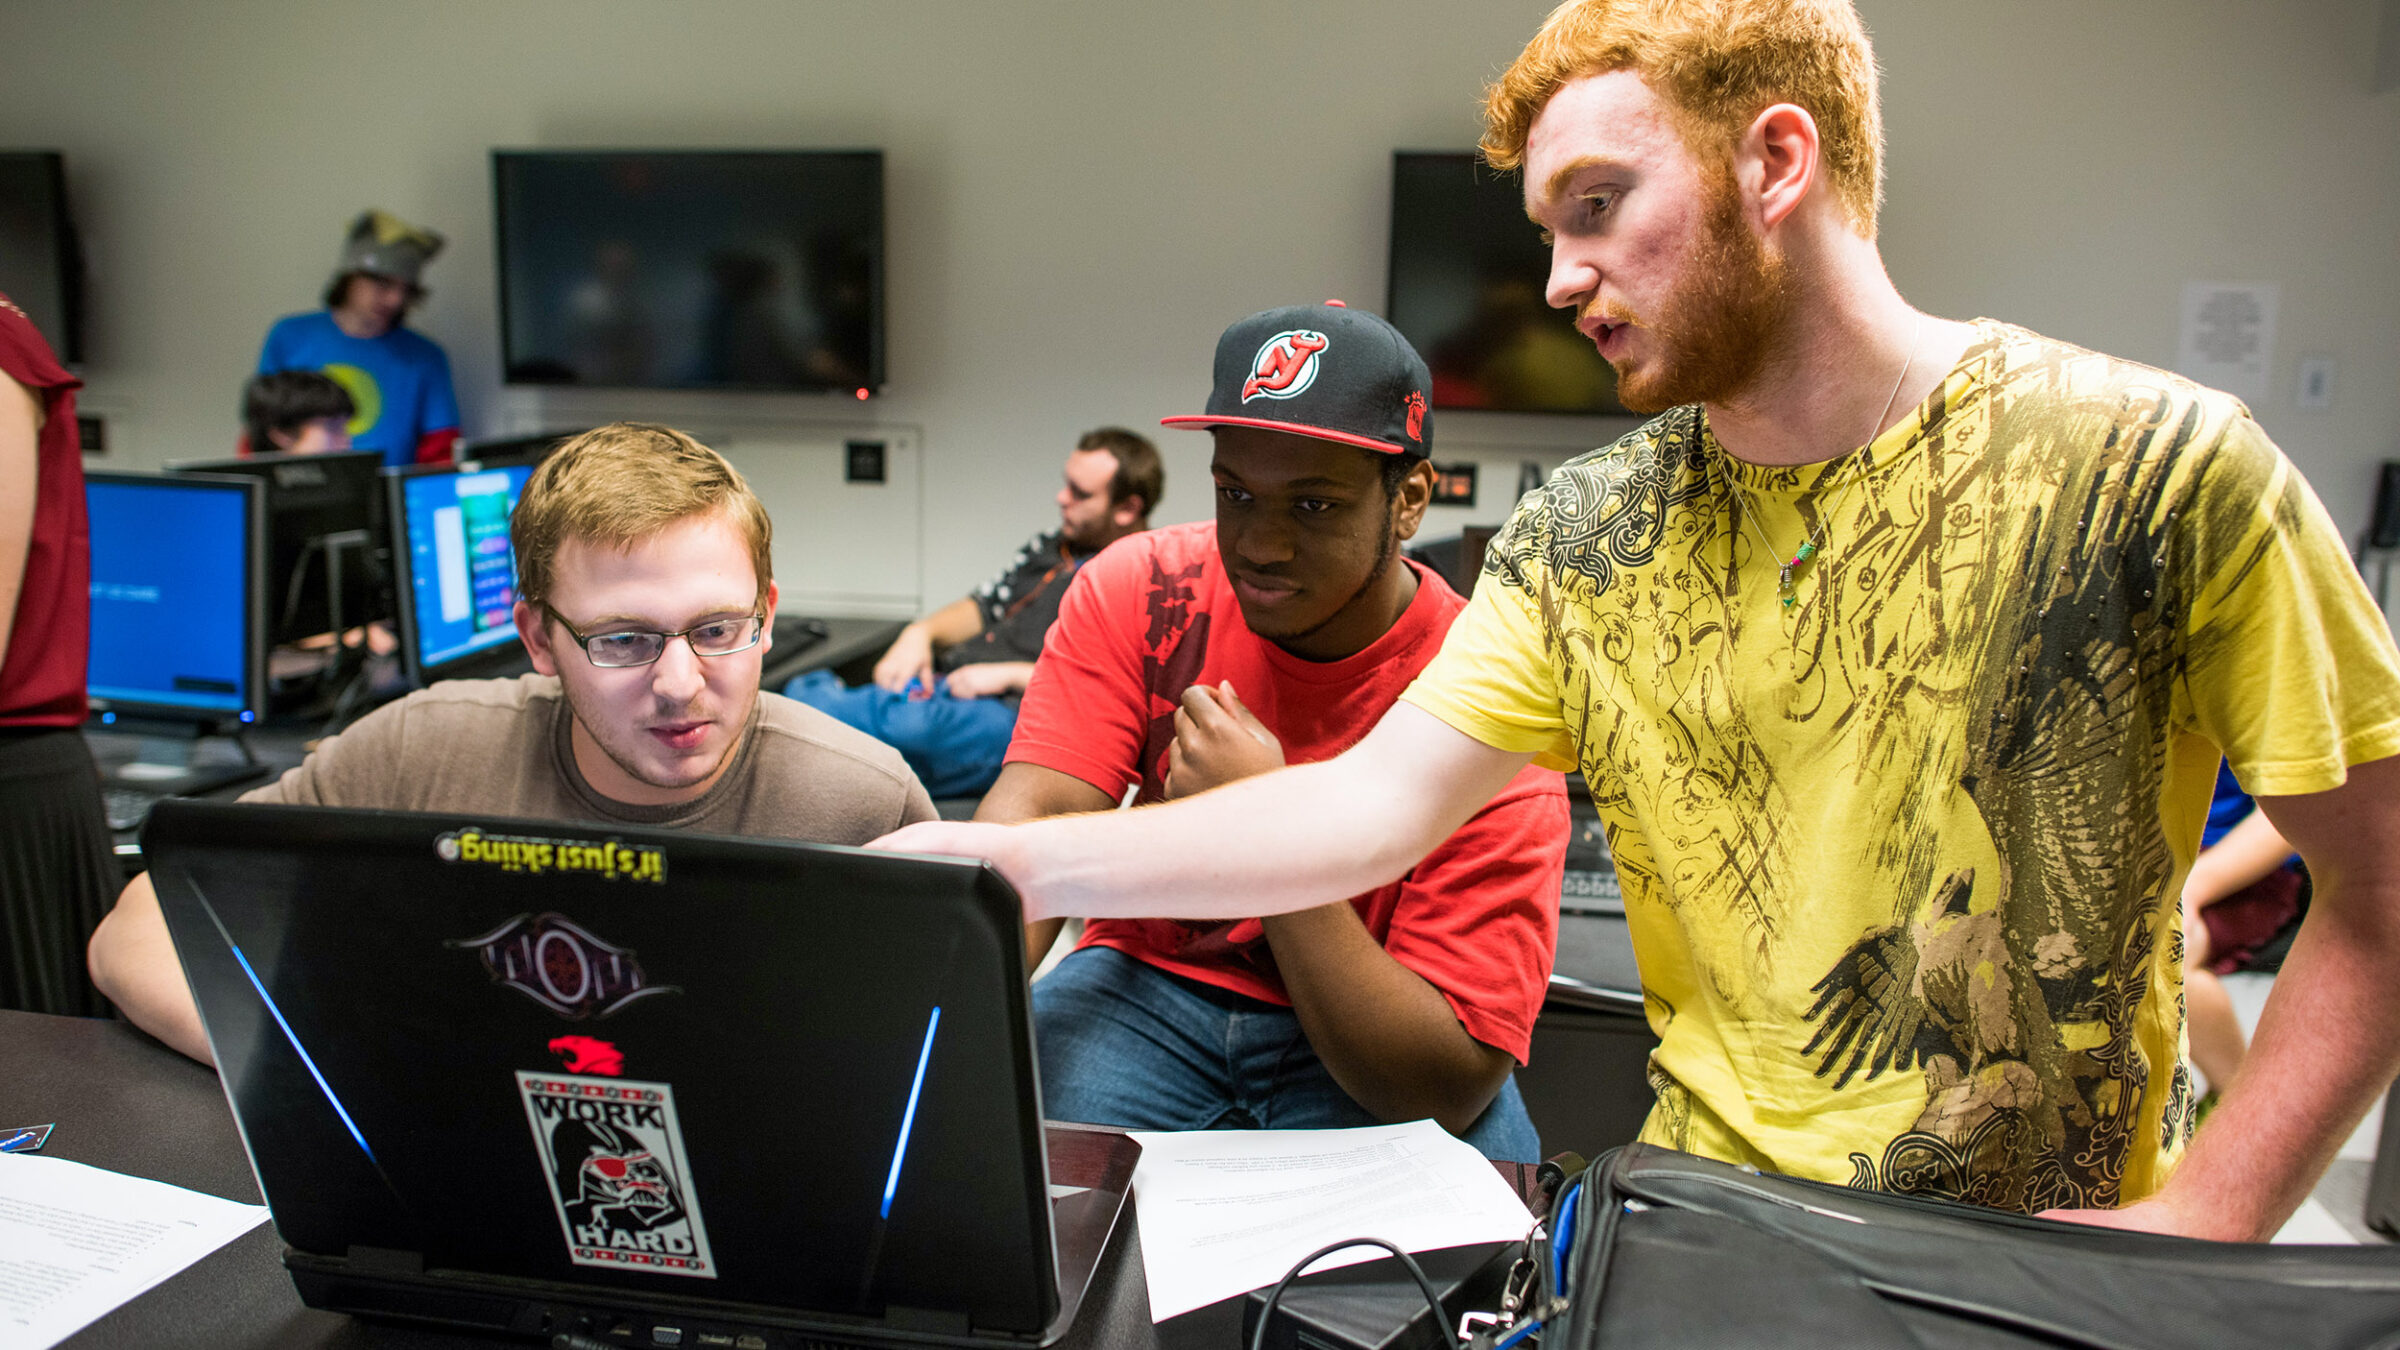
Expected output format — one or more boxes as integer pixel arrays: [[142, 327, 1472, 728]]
[[784, 668, 1018, 799], [1032, 945, 1542, 1162]]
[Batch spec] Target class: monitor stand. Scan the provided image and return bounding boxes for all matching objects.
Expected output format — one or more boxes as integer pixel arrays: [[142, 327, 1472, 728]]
[[273, 529, 395, 719]]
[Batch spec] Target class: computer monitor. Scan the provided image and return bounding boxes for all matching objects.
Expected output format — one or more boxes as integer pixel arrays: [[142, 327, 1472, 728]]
[[169, 449, 390, 645], [385, 459, 538, 688], [85, 470, 269, 792]]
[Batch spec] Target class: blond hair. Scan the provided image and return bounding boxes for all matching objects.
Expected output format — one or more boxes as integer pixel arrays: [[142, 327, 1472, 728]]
[[1481, 0, 1884, 236], [510, 423, 773, 609]]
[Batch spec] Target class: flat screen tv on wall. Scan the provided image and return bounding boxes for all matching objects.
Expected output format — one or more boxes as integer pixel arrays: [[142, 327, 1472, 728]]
[[494, 150, 884, 395], [1386, 150, 1625, 416], [0, 151, 85, 364]]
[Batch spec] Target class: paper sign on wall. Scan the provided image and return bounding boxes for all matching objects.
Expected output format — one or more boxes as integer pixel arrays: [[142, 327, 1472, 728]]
[[2177, 282, 2278, 408]]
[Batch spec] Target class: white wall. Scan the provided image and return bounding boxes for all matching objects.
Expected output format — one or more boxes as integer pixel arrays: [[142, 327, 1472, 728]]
[[3, 0, 2394, 611]]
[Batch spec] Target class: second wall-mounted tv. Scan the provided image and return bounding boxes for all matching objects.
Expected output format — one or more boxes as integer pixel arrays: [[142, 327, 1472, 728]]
[[494, 150, 884, 394], [1387, 151, 1624, 416]]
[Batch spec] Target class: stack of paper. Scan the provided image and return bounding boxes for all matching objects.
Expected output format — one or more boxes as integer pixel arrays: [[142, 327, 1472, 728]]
[[1127, 1119, 1535, 1322], [0, 1154, 268, 1350]]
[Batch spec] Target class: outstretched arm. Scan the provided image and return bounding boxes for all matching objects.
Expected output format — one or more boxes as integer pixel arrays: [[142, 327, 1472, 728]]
[[2049, 751, 2400, 1240], [1165, 683, 1531, 1133], [872, 700, 1535, 924], [88, 873, 215, 1065], [974, 761, 1118, 972]]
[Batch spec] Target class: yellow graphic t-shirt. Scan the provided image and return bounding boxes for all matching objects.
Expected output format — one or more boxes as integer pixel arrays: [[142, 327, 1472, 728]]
[[1405, 321, 2400, 1211]]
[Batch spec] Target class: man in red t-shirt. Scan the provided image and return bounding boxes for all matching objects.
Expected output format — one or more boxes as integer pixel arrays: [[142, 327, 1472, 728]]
[[988, 302, 1567, 1160]]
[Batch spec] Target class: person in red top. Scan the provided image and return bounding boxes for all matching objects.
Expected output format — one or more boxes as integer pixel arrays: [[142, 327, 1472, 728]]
[[994, 302, 1568, 1160], [0, 292, 118, 1016]]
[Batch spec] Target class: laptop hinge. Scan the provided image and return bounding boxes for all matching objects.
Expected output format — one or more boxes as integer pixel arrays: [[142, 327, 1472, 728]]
[[885, 1305, 972, 1337], [344, 1245, 426, 1275]]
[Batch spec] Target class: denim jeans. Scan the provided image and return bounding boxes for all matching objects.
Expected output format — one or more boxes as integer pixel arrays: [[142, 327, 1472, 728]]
[[1031, 945, 1542, 1162], [784, 668, 1019, 799]]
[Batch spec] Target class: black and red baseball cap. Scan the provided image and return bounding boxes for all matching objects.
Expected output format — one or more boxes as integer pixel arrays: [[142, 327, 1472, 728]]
[[1161, 300, 1432, 458]]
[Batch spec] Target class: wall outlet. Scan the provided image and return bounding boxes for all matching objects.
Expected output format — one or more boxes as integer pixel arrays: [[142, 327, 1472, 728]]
[[844, 439, 886, 483], [77, 414, 106, 454]]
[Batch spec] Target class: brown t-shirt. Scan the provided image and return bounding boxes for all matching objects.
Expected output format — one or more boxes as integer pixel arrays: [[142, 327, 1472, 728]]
[[243, 674, 935, 840]]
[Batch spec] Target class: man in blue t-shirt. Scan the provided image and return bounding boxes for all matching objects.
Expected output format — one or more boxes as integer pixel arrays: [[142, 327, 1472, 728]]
[[256, 210, 460, 468]]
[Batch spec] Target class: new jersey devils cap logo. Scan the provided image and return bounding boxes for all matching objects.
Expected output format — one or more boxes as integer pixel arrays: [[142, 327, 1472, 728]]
[[1241, 330, 1329, 402]]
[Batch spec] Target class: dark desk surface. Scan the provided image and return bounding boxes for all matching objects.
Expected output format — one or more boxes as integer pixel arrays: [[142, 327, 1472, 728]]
[[5, 1009, 1186, 1350], [757, 615, 905, 692]]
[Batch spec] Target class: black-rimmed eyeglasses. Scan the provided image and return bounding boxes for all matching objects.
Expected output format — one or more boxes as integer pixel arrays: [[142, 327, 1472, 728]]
[[542, 604, 765, 669]]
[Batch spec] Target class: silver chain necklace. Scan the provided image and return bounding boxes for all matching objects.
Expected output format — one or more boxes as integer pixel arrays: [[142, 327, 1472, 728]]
[[1724, 313, 1924, 610]]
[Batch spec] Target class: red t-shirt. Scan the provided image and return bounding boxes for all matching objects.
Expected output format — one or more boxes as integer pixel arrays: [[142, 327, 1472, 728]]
[[0, 295, 88, 727], [1007, 521, 1568, 1062]]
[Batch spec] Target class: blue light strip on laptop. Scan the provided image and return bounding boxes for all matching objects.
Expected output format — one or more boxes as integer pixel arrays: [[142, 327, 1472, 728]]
[[230, 944, 378, 1165], [880, 1005, 941, 1221]]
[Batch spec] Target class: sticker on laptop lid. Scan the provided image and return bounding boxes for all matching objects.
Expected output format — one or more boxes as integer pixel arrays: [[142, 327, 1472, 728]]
[[451, 913, 680, 1020], [517, 1072, 715, 1278], [0, 1123, 55, 1153], [549, 1035, 624, 1076], [434, 826, 667, 884]]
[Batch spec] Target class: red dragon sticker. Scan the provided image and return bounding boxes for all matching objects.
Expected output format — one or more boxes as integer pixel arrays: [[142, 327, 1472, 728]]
[[1241, 330, 1330, 402], [550, 1035, 624, 1077]]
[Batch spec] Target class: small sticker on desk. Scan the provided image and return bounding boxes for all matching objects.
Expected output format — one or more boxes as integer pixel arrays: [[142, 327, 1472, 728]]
[[0, 1123, 56, 1153]]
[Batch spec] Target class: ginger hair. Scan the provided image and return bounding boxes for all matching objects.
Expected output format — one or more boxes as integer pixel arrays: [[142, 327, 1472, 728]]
[[1481, 0, 1884, 236]]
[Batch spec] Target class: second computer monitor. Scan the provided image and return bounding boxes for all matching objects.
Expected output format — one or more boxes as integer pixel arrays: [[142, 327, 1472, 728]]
[[386, 459, 538, 688], [169, 449, 390, 645]]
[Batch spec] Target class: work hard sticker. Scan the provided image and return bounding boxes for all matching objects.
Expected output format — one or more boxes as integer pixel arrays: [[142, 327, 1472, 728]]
[[516, 1072, 717, 1278]]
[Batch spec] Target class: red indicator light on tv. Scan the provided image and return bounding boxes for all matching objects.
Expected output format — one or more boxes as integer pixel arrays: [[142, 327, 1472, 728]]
[[855, 387, 870, 401]]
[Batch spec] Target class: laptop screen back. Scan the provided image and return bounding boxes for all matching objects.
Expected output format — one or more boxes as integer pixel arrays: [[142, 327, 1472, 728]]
[[146, 801, 1056, 1334]]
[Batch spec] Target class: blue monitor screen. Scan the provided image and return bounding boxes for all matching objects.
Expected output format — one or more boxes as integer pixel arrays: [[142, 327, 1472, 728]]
[[399, 464, 535, 673], [87, 477, 255, 715]]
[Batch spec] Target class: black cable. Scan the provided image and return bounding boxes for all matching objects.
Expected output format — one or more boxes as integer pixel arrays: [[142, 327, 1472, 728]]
[[1247, 1236, 1457, 1350]]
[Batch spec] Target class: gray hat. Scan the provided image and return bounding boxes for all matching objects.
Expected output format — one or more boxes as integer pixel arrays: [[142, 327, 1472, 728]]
[[333, 209, 444, 289]]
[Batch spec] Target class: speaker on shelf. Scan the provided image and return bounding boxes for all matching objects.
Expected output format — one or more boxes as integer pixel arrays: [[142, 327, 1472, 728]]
[[2372, 461, 2400, 551]]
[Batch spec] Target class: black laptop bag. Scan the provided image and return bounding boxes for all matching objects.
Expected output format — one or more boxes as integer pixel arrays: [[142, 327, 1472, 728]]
[[1542, 1144, 2400, 1349]]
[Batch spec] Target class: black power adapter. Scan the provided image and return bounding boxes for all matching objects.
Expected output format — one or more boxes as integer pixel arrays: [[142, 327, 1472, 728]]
[[1240, 1242, 1519, 1350]]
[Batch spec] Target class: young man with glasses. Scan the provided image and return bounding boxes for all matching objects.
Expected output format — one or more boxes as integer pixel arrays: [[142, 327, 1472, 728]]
[[90, 423, 936, 1064]]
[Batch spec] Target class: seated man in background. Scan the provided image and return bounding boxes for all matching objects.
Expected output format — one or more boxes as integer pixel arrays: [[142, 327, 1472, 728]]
[[990, 302, 1567, 1161], [241, 369, 355, 455], [256, 210, 460, 468], [790, 427, 1160, 798], [89, 422, 936, 1063]]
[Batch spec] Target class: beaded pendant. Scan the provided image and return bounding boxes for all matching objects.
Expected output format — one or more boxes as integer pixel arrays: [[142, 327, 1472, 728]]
[[1776, 541, 1819, 608]]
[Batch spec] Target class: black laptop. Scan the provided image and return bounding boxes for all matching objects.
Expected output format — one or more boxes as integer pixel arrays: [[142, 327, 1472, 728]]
[[143, 799, 1137, 1349]]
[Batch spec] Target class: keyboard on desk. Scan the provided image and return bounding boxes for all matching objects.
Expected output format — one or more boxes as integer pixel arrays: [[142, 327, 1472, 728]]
[[96, 760, 276, 832], [102, 785, 166, 832]]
